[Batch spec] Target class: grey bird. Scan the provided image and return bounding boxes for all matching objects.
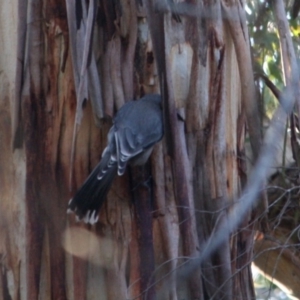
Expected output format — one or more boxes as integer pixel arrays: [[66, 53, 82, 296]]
[[67, 94, 163, 224]]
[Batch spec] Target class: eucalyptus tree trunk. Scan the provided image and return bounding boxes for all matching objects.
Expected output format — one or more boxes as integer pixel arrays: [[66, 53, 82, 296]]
[[0, 0, 259, 299]]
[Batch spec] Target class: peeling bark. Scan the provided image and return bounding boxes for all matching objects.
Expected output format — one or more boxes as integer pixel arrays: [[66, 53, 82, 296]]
[[0, 0, 265, 299]]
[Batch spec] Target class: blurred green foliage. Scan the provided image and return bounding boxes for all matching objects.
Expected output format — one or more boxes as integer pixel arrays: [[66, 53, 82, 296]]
[[245, 0, 300, 118]]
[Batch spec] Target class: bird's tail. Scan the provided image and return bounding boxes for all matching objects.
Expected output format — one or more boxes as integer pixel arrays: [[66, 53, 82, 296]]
[[67, 153, 118, 224]]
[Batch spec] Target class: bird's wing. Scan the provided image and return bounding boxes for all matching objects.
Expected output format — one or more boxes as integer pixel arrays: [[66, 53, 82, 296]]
[[97, 127, 117, 180], [115, 127, 144, 175]]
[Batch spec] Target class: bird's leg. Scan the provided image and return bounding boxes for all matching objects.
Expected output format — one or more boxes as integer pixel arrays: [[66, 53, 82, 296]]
[[129, 164, 152, 192]]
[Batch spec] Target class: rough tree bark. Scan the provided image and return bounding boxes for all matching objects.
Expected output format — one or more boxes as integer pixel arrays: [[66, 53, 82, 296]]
[[1, 0, 291, 300]]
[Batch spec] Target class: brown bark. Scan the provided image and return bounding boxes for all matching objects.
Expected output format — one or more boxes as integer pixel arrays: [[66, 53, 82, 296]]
[[0, 0, 270, 299]]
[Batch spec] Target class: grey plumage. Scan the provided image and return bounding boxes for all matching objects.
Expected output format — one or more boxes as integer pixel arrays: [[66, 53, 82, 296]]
[[67, 94, 163, 224]]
